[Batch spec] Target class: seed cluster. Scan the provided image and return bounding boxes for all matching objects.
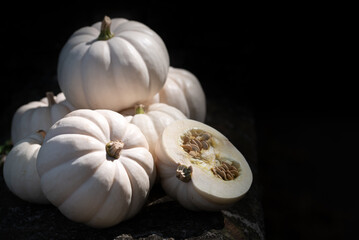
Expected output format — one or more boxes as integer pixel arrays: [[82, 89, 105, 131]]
[[180, 129, 240, 182], [211, 161, 240, 181], [181, 129, 211, 158]]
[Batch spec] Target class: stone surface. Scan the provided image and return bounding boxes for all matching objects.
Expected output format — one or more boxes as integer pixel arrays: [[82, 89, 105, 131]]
[[0, 99, 264, 239]]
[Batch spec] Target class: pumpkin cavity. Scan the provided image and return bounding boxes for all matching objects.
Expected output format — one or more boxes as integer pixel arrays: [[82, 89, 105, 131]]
[[180, 128, 240, 181]]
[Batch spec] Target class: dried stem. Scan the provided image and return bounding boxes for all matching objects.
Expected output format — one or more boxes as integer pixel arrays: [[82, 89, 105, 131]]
[[46, 92, 56, 106], [176, 164, 193, 183], [106, 140, 124, 159], [135, 104, 146, 114], [98, 16, 114, 41], [37, 130, 46, 138]]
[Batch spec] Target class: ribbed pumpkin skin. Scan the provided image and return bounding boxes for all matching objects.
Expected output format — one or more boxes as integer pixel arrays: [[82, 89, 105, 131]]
[[3, 131, 49, 204], [36, 109, 155, 228], [57, 18, 169, 112], [147, 67, 206, 122], [11, 92, 74, 144], [121, 103, 187, 156]]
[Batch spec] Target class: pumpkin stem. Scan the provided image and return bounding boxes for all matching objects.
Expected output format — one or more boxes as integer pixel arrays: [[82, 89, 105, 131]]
[[106, 140, 124, 159], [98, 16, 114, 41], [37, 130, 46, 139], [46, 92, 56, 106], [135, 104, 146, 114], [176, 164, 193, 183]]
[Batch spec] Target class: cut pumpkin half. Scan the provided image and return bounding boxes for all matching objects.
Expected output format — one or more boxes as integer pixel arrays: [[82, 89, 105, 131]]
[[155, 119, 252, 211]]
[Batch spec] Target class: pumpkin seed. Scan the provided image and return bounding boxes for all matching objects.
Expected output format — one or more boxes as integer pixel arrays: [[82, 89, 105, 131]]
[[189, 144, 200, 152], [201, 141, 209, 150], [191, 138, 202, 149], [181, 144, 192, 152], [200, 133, 211, 141], [189, 151, 200, 157]]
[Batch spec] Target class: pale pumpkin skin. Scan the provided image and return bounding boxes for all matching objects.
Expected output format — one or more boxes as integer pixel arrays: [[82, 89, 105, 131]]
[[3, 131, 49, 204], [36, 109, 155, 228], [155, 119, 252, 211], [147, 67, 206, 122], [121, 103, 187, 157], [11, 92, 74, 144], [57, 16, 170, 112]]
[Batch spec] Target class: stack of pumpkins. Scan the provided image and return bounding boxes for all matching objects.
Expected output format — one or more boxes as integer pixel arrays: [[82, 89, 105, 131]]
[[3, 16, 252, 228]]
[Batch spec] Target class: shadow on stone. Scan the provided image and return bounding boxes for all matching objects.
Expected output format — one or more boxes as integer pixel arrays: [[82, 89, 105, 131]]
[[114, 201, 224, 239], [1, 169, 224, 240]]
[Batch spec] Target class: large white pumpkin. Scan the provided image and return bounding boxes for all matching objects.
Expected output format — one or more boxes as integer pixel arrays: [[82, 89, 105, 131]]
[[11, 92, 74, 144], [3, 130, 49, 204], [36, 109, 156, 228], [57, 16, 170, 111], [147, 67, 206, 122]]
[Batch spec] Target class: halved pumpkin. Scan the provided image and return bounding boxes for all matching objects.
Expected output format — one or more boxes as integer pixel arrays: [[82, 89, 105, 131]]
[[155, 119, 252, 211]]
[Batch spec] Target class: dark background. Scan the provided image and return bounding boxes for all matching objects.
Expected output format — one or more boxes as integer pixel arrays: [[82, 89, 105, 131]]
[[1, 2, 356, 239]]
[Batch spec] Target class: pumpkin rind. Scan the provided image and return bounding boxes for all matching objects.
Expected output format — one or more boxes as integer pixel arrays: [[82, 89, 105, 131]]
[[121, 103, 187, 157], [11, 92, 74, 144], [147, 67, 206, 122], [36, 109, 155, 228], [3, 131, 49, 204], [57, 17, 170, 112]]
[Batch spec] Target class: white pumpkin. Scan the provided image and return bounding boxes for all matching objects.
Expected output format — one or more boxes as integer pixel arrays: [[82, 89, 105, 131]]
[[11, 92, 74, 144], [121, 103, 187, 156], [36, 109, 155, 228], [155, 119, 252, 211], [147, 67, 206, 122], [3, 130, 49, 204], [57, 16, 170, 111]]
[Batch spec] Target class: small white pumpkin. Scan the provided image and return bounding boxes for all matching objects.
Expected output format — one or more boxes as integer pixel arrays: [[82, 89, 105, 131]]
[[3, 130, 49, 204], [11, 92, 74, 144], [121, 103, 187, 156], [58, 16, 169, 111], [147, 67, 206, 122], [36, 109, 155, 228], [155, 119, 252, 211]]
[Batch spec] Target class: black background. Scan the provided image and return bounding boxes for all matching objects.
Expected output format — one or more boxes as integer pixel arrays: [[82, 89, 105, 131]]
[[1, 1, 357, 239]]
